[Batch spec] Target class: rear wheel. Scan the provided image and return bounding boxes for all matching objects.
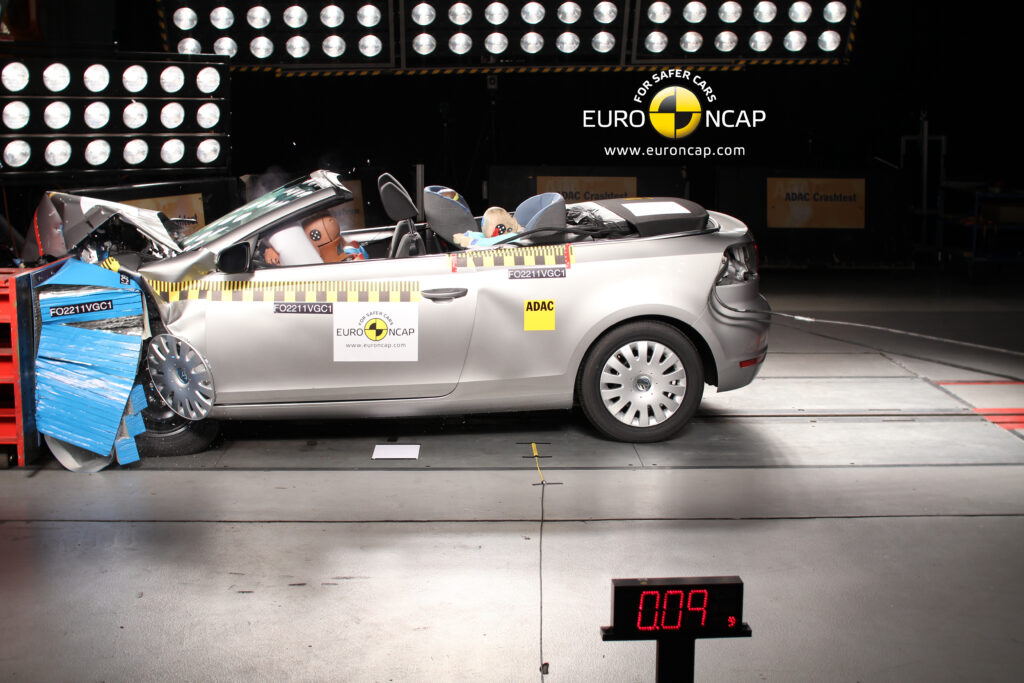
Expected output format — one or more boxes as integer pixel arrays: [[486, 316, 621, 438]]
[[578, 321, 703, 442]]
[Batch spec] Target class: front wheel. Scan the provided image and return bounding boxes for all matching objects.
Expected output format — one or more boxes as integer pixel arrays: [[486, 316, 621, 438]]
[[577, 321, 704, 442], [136, 332, 220, 457]]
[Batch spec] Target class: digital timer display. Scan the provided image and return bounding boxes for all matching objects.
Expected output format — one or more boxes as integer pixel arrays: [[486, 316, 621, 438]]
[[602, 576, 751, 641]]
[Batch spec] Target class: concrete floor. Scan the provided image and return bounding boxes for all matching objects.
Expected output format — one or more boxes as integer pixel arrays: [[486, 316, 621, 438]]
[[2, 270, 1023, 682]]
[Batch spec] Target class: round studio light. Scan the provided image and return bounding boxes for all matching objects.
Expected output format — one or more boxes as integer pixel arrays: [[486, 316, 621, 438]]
[[359, 35, 383, 57], [323, 35, 346, 57], [3, 140, 30, 167], [321, 5, 344, 27], [413, 33, 437, 55], [44, 140, 71, 167], [522, 2, 544, 24], [714, 30, 738, 51], [43, 101, 71, 129], [521, 32, 543, 54], [161, 139, 185, 164], [43, 63, 70, 92], [251, 36, 274, 58], [124, 139, 148, 165], [594, 1, 617, 23], [449, 32, 472, 54], [449, 3, 472, 25], [83, 64, 110, 92], [283, 5, 308, 28], [178, 38, 202, 54], [484, 32, 508, 53], [412, 3, 436, 25], [754, 1, 777, 22], [2, 101, 29, 129], [824, 1, 847, 23], [123, 102, 148, 129], [198, 67, 220, 93], [84, 101, 110, 129], [681, 31, 703, 52], [818, 30, 841, 51], [358, 5, 381, 27], [287, 36, 311, 58], [783, 30, 806, 51], [197, 102, 221, 128], [592, 31, 616, 52], [2, 62, 29, 92], [645, 31, 668, 53], [247, 6, 271, 28], [683, 1, 706, 23], [160, 102, 185, 128], [160, 66, 185, 93], [173, 7, 198, 30], [485, 2, 509, 24], [85, 139, 111, 166], [197, 139, 221, 164], [750, 30, 772, 51], [123, 65, 148, 92], [556, 31, 579, 53], [718, 1, 741, 22], [648, 2, 671, 23], [210, 6, 234, 29], [557, 2, 581, 24], [789, 1, 811, 22], [214, 37, 238, 56]]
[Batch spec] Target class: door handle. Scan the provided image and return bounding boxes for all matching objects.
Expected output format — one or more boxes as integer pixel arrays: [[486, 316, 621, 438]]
[[422, 287, 468, 301]]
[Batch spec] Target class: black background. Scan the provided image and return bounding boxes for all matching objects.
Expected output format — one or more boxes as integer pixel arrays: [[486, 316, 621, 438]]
[[2, 0, 1020, 268]]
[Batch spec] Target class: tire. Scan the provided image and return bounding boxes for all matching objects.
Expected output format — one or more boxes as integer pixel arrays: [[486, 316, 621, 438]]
[[135, 415, 220, 457], [136, 333, 220, 457], [577, 321, 704, 443]]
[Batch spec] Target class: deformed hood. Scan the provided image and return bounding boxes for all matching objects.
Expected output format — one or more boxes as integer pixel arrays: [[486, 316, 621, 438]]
[[29, 192, 182, 260]]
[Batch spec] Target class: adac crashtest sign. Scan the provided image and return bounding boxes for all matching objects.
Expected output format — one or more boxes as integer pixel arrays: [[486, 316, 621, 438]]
[[767, 177, 866, 229]]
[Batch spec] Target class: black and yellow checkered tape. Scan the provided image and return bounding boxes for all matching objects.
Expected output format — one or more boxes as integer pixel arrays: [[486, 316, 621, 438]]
[[144, 279, 421, 304], [449, 244, 574, 271]]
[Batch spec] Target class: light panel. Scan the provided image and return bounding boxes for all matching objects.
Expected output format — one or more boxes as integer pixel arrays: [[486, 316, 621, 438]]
[[400, 1, 628, 67], [1, 53, 231, 178], [631, 0, 859, 64], [160, 1, 395, 67]]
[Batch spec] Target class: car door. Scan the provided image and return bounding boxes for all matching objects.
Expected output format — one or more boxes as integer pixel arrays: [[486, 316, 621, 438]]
[[199, 252, 478, 404]]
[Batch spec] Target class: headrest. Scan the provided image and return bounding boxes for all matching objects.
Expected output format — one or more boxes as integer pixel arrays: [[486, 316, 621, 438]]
[[380, 180, 418, 222], [423, 185, 476, 242]]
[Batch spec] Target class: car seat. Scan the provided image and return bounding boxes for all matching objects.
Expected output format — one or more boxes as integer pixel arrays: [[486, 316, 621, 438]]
[[513, 193, 566, 241], [423, 185, 477, 245], [378, 173, 424, 258]]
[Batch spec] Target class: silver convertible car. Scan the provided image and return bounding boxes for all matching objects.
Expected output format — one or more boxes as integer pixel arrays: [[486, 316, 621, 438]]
[[29, 170, 770, 462]]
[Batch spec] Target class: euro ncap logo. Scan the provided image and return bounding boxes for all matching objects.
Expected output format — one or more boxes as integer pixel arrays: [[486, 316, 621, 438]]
[[363, 317, 389, 341], [649, 86, 702, 139]]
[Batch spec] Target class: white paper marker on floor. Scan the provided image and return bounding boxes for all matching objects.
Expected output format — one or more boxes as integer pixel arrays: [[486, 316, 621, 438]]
[[372, 444, 421, 460]]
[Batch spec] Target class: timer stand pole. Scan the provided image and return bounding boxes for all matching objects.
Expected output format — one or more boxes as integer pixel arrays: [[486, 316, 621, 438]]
[[656, 637, 695, 683]]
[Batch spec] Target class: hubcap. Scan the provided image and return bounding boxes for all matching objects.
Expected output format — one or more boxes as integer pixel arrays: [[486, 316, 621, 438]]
[[599, 340, 686, 428], [146, 334, 215, 421]]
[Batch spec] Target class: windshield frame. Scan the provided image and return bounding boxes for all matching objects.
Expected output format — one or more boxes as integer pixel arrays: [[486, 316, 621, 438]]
[[180, 173, 353, 251]]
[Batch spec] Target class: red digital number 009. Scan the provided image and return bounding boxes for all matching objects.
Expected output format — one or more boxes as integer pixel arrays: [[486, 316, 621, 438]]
[[636, 589, 708, 631]]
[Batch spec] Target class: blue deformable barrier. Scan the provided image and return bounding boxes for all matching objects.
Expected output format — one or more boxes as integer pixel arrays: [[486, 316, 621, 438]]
[[34, 259, 147, 460]]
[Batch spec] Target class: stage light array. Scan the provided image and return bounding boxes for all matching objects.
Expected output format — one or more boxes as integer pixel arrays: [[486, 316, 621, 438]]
[[161, 1, 395, 66], [159, 1, 856, 72], [402, 1, 626, 67], [631, 1, 857, 63], [1, 54, 230, 177]]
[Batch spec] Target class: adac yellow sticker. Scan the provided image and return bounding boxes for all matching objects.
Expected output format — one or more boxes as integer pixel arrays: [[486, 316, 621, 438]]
[[524, 299, 555, 331]]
